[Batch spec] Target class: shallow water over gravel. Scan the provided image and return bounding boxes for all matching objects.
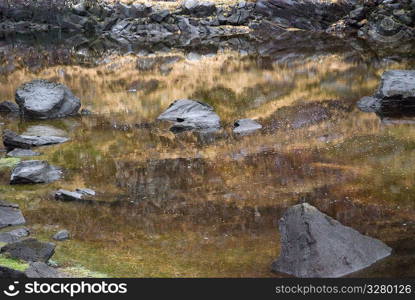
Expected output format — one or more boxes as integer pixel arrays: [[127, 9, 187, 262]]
[[1, 32, 415, 277]]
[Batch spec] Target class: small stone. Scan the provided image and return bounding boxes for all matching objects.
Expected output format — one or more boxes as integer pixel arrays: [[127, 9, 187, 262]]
[[52, 230, 70, 241]]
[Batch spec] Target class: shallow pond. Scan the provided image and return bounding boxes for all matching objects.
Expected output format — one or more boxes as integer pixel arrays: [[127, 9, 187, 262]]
[[1, 32, 415, 277]]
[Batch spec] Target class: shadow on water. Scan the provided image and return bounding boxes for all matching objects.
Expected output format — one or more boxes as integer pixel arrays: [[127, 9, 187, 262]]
[[1, 29, 415, 277]]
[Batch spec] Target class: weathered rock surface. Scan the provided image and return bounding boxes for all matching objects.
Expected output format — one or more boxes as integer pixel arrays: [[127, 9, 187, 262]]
[[15, 80, 81, 119], [157, 99, 221, 131], [53, 230, 70, 241], [0, 201, 25, 229], [272, 203, 392, 278], [55, 189, 84, 202], [357, 70, 415, 115], [25, 262, 66, 278], [0, 101, 19, 113], [7, 149, 41, 158], [1, 238, 55, 262], [182, 0, 217, 17], [0, 266, 27, 278], [3, 129, 69, 150], [10, 160, 62, 184], [233, 119, 262, 134], [0, 228, 30, 243]]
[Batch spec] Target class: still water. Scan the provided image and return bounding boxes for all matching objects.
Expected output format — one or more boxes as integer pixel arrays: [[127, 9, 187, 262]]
[[1, 32, 415, 277]]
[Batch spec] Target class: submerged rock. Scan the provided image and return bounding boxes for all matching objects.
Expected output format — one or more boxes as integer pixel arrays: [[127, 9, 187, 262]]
[[357, 70, 415, 116], [52, 230, 70, 241], [0, 228, 30, 244], [233, 119, 262, 134], [3, 129, 69, 150], [1, 238, 55, 262], [157, 99, 221, 131], [10, 160, 62, 184], [15, 79, 81, 119], [0, 201, 26, 229], [7, 148, 41, 158], [272, 203, 392, 278]]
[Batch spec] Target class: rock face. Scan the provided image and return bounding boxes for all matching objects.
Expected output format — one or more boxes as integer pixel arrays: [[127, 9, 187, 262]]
[[1, 238, 55, 262], [357, 70, 415, 115], [25, 262, 66, 278], [53, 230, 70, 241], [7, 149, 41, 157], [233, 119, 262, 134], [272, 203, 392, 278], [3, 129, 69, 150], [15, 80, 81, 119], [0, 228, 30, 243], [10, 160, 62, 184], [157, 99, 221, 131], [0, 201, 26, 229]]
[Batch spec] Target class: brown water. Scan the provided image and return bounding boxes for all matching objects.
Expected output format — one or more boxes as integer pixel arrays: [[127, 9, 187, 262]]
[[1, 33, 415, 277]]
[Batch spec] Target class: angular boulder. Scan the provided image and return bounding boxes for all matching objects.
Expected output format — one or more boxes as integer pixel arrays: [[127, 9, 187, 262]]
[[15, 80, 81, 119], [10, 160, 62, 184], [272, 203, 392, 278], [3, 129, 69, 150], [233, 119, 262, 134], [0, 228, 30, 243], [1, 238, 55, 262], [357, 70, 415, 115], [157, 99, 221, 131], [0, 201, 25, 229]]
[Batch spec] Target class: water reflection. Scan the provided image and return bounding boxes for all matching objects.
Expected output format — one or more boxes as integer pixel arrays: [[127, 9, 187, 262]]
[[0, 32, 415, 277]]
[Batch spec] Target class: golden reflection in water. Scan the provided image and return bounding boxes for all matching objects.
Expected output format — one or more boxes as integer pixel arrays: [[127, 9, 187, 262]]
[[1, 50, 415, 277]]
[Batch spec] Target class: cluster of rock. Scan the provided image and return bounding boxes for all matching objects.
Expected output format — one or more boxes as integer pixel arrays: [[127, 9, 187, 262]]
[[272, 203, 392, 277], [0, 200, 69, 278]]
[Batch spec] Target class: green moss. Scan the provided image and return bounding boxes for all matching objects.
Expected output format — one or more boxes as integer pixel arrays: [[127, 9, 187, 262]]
[[0, 158, 20, 170], [0, 255, 29, 272]]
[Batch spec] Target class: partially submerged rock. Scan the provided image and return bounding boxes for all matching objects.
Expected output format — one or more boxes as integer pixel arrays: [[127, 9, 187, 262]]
[[0, 201, 26, 229], [357, 70, 415, 116], [52, 230, 70, 241], [10, 160, 62, 184], [7, 149, 41, 158], [157, 99, 221, 131], [3, 129, 69, 150], [1, 238, 55, 262], [272, 203, 392, 278], [233, 119, 262, 134], [15, 79, 81, 119], [0, 228, 30, 243]]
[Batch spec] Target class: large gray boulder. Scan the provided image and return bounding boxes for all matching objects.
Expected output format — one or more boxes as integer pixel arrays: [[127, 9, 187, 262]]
[[0, 201, 26, 229], [10, 160, 62, 184], [157, 99, 220, 131], [272, 203, 392, 278], [357, 70, 415, 114], [1, 238, 55, 262], [15, 80, 81, 119], [3, 129, 69, 150]]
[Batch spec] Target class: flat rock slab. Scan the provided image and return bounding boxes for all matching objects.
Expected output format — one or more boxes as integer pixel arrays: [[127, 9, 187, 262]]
[[3, 129, 69, 150], [0, 228, 30, 243], [15, 79, 81, 119], [7, 148, 41, 157], [10, 160, 62, 184], [55, 189, 84, 202], [53, 230, 70, 241], [0, 201, 25, 229], [376, 70, 415, 99], [1, 238, 55, 262], [157, 99, 220, 131], [25, 262, 67, 278], [272, 203, 392, 278], [233, 118, 262, 134]]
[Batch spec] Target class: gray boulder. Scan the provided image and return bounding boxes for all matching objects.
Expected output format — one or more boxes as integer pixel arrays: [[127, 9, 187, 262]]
[[7, 149, 41, 158], [10, 160, 62, 184], [15, 80, 81, 119], [1, 238, 55, 262], [0, 228, 30, 243], [52, 230, 70, 241], [25, 262, 66, 278], [3, 129, 69, 150], [272, 203, 392, 278], [0, 201, 25, 229], [157, 99, 221, 131], [233, 119, 262, 134], [182, 0, 217, 17]]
